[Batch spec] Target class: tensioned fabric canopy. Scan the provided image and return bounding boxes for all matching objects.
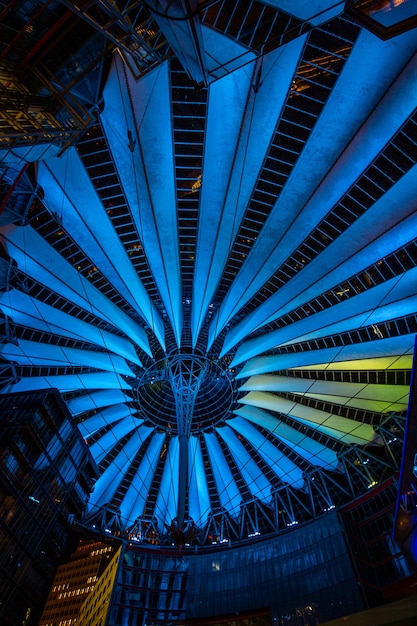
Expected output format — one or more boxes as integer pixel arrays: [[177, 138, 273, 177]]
[[0, 0, 416, 545]]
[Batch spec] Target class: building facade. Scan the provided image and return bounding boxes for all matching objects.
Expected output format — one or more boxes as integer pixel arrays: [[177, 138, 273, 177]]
[[39, 539, 121, 626], [0, 390, 98, 626]]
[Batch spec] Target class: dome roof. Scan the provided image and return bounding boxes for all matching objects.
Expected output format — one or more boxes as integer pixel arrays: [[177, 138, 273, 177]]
[[0, 1, 415, 546]]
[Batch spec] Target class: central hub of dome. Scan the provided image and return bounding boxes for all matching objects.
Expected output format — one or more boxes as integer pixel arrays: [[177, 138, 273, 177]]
[[136, 353, 236, 434]]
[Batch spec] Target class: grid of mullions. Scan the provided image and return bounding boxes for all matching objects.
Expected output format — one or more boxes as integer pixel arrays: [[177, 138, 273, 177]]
[[171, 58, 208, 348], [215, 17, 361, 303], [13, 323, 112, 352], [236, 108, 417, 327], [260, 244, 417, 337], [281, 391, 383, 426], [284, 369, 410, 388], [266, 312, 417, 356], [76, 123, 161, 304], [11, 267, 126, 337], [201, 0, 305, 54]]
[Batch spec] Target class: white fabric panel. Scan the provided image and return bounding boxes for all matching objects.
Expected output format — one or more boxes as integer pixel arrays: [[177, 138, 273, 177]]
[[78, 405, 134, 439], [0, 289, 140, 365], [1, 224, 150, 357], [154, 437, 180, 531], [201, 24, 257, 80], [240, 391, 380, 446], [211, 37, 417, 350], [233, 405, 339, 471], [119, 432, 166, 526], [147, 3, 208, 84], [240, 375, 410, 413], [188, 436, 211, 527], [89, 427, 153, 509], [217, 426, 272, 503], [34, 421, 73, 469], [102, 58, 182, 347], [68, 389, 132, 415], [192, 39, 303, 343], [37, 148, 165, 348], [224, 195, 417, 357], [231, 268, 417, 364], [204, 431, 242, 517], [303, 356, 413, 371], [277, 274, 417, 347], [0, 143, 60, 165], [226, 416, 305, 488], [0, 340, 135, 377], [59, 452, 80, 486], [88, 416, 142, 465], [306, 394, 407, 414], [236, 335, 416, 377], [6, 371, 132, 394]]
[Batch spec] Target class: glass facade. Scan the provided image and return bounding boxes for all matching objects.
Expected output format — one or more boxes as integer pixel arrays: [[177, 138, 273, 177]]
[[187, 513, 362, 624], [0, 390, 99, 626], [39, 539, 121, 626], [107, 513, 362, 625], [109, 549, 188, 626]]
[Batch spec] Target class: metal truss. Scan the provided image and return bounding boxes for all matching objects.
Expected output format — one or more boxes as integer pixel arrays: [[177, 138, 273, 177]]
[[79, 412, 406, 548], [0, 164, 33, 223], [78, 506, 161, 545], [168, 354, 209, 438], [0, 62, 96, 149], [0, 359, 19, 392], [0, 1, 107, 150], [169, 355, 208, 527], [200, 0, 307, 57], [61, 0, 172, 79], [0, 313, 17, 345], [0, 308, 21, 391]]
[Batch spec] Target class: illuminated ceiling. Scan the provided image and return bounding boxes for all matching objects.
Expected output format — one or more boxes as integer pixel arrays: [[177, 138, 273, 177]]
[[0, 0, 416, 546]]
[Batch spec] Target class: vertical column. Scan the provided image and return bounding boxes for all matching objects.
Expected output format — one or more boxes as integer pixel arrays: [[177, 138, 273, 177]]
[[168, 355, 207, 527]]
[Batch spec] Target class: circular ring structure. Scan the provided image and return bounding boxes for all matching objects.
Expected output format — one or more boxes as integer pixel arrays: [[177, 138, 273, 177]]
[[136, 353, 236, 434]]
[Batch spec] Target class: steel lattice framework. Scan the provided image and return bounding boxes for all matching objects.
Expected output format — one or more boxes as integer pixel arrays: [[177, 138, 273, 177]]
[[0, 1, 416, 548]]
